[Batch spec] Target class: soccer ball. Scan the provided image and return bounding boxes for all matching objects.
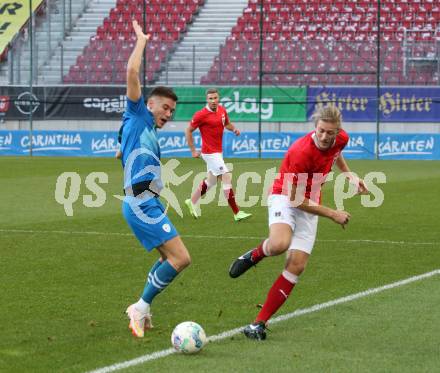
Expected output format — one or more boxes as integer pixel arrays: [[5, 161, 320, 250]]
[[171, 321, 207, 354]]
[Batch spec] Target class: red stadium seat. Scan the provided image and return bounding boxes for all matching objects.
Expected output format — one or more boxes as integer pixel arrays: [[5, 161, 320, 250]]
[[65, 0, 439, 85], [64, 0, 203, 84], [202, 0, 439, 85]]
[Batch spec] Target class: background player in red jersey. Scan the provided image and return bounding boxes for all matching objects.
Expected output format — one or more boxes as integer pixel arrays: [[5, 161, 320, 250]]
[[184, 88, 252, 222], [229, 105, 369, 340]]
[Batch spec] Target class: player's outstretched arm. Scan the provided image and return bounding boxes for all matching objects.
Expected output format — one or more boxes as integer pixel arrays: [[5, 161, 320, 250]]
[[185, 125, 200, 158], [335, 154, 369, 195], [225, 123, 240, 136], [126, 20, 150, 102], [290, 183, 351, 228]]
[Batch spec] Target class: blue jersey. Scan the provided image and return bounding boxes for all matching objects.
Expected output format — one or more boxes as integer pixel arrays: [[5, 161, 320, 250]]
[[119, 96, 178, 251], [119, 96, 163, 194]]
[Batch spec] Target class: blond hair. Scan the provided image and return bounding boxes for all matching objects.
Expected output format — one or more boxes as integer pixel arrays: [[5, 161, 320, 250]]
[[312, 105, 342, 128]]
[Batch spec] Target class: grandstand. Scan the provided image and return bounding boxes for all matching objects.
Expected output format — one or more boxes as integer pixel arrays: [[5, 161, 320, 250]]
[[203, 0, 440, 85], [1, 0, 439, 86]]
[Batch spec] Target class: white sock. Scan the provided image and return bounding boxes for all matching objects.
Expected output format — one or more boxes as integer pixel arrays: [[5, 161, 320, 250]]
[[282, 270, 299, 284], [262, 239, 270, 256], [135, 298, 150, 314]]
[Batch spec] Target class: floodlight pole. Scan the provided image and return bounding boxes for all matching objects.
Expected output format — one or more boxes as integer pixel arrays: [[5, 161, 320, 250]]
[[257, 0, 264, 159], [375, 0, 381, 160], [29, 0, 34, 157]]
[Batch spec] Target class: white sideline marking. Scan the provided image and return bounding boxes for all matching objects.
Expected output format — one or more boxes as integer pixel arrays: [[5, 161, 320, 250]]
[[0, 228, 438, 246], [86, 269, 440, 373]]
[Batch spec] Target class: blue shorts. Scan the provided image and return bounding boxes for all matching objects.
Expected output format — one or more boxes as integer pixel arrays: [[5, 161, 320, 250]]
[[122, 197, 179, 252]]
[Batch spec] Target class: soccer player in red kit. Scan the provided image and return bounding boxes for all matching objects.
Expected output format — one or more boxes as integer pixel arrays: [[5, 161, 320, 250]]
[[229, 105, 369, 340], [184, 88, 252, 222]]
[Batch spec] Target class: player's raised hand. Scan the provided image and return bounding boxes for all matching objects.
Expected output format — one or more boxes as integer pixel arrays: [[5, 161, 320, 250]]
[[191, 150, 201, 158], [331, 210, 351, 229], [357, 178, 369, 195], [132, 20, 150, 42], [347, 174, 369, 195], [233, 128, 240, 136]]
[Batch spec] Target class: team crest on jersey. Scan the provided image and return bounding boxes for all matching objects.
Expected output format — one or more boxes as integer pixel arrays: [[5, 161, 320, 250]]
[[221, 114, 226, 126]]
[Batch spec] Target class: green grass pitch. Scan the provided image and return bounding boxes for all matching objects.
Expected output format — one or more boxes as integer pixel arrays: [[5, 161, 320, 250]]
[[0, 157, 439, 372]]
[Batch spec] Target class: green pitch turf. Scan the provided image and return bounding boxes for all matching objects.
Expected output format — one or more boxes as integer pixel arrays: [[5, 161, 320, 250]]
[[0, 157, 439, 372]]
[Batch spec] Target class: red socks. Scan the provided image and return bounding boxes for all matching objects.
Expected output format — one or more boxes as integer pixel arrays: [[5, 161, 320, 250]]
[[255, 271, 297, 323], [224, 188, 239, 214], [191, 179, 208, 204], [192, 183, 240, 216], [251, 240, 267, 263]]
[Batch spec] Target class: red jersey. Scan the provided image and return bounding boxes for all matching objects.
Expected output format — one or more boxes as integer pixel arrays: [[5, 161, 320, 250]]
[[190, 105, 230, 154], [271, 130, 349, 203]]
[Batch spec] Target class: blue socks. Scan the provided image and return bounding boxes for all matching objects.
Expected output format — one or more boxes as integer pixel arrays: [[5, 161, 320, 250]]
[[142, 260, 178, 304], [147, 259, 162, 284]]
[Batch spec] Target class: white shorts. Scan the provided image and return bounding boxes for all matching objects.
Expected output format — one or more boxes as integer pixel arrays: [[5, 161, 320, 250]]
[[201, 153, 229, 176], [267, 194, 318, 254]]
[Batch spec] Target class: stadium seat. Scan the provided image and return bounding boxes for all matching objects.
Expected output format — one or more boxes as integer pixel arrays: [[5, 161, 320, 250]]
[[202, 0, 439, 85], [64, 0, 203, 84]]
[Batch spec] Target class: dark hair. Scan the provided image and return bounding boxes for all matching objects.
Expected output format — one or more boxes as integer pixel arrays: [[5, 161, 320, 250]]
[[149, 86, 178, 102], [205, 88, 219, 96]]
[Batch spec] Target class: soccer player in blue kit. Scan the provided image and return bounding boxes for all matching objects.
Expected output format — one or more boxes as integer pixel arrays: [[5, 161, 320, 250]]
[[118, 20, 191, 338]]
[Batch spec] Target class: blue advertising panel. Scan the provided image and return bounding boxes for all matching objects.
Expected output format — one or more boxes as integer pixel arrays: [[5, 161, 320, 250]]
[[0, 131, 119, 157], [376, 133, 438, 159], [158, 133, 201, 157], [344, 133, 376, 159], [0, 131, 17, 155], [1, 131, 439, 160], [308, 87, 440, 122], [225, 132, 302, 158]]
